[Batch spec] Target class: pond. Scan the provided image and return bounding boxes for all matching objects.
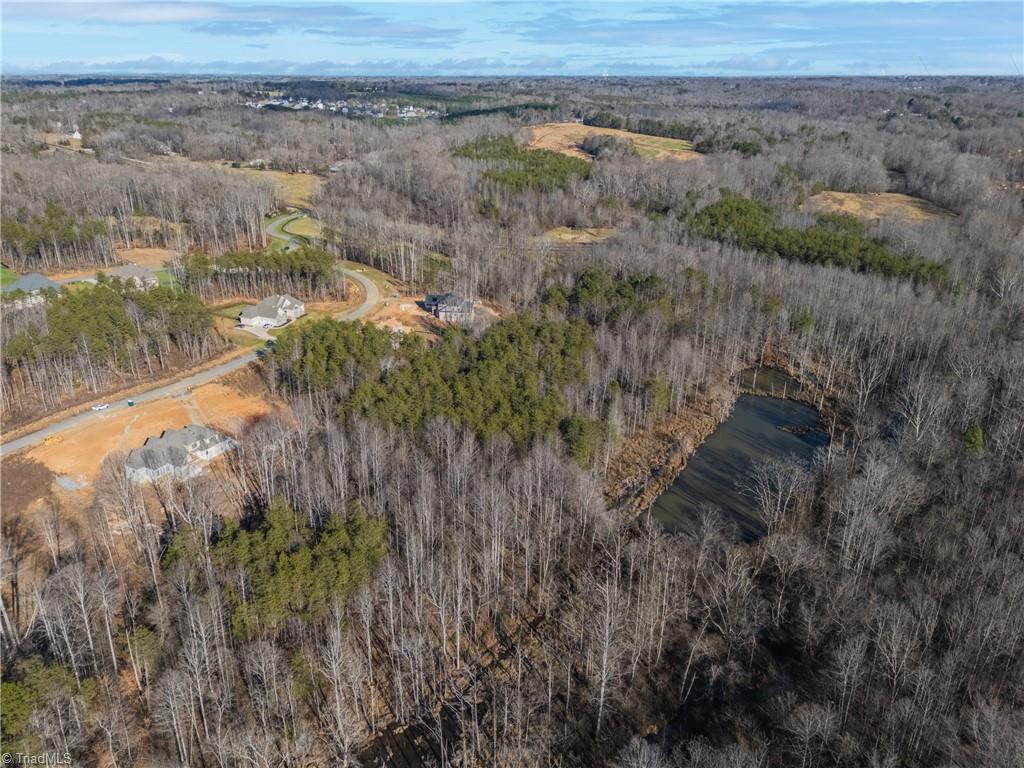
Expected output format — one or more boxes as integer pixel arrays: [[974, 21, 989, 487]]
[[650, 371, 828, 541]]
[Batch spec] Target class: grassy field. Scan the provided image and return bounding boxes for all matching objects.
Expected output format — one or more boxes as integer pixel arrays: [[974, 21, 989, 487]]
[[218, 164, 323, 208], [527, 122, 698, 161], [265, 298, 359, 337], [154, 268, 179, 289], [212, 316, 265, 348], [1, 265, 19, 286], [282, 216, 323, 239], [802, 191, 956, 223], [211, 302, 253, 320]]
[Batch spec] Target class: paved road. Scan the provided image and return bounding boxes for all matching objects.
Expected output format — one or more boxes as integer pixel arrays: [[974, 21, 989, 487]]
[[266, 212, 303, 252], [0, 353, 258, 456], [1, 212, 380, 456], [267, 211, 381, 318]]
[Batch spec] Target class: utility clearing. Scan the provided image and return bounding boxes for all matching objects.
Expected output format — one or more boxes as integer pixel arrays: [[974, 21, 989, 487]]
[[527, 122, 699, 161], [802, 191, 956, 223], [547, 226, 615, 244]]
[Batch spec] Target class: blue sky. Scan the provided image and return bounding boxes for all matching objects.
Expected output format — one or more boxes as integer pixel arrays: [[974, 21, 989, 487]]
[[2, 1, 1021, 76]]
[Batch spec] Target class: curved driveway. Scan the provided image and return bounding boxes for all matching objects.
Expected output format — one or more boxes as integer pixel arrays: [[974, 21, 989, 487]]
[[2, 211, 380, 455]]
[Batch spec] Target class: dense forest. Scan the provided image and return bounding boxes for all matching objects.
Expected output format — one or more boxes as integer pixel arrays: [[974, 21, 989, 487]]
[[1, 75, 1022, 768]]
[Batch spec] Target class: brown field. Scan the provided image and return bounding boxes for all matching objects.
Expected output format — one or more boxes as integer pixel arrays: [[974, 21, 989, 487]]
[[802, 191, 956, 223], [547, 226, 615, 244], [43, 132, 83, 150], [214, 163, 324, 208], [0, 455, 56, 516], [42, 266, 100, 281], [41, 248, 177, 279], [116, 246, 178, 268], [526, 122, 699, 161]]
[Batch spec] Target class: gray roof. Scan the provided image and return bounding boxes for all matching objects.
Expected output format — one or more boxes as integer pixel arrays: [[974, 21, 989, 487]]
[[109, 264, 158, 282], [239, 294, 302, 319], [125, 425, 223, 471], [2, 272, 59, 294], [430, 292, 473, 313]]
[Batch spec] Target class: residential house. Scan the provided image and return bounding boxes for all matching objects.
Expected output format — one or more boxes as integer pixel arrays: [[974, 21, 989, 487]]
[[239, 294, 305, 328], [424, 292, 475, 324], [125, 425, 236, 484], [108, 265, 159, 290], [2, 272, 59, 309]]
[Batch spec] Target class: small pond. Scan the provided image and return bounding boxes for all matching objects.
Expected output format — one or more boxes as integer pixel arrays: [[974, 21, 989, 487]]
[[650, 371, 828, 541]]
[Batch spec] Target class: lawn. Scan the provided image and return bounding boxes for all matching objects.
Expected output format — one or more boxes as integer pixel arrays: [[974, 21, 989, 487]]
[[282, 216, 323, 240], [154, 268, 179, 289], [1, 265, 18, 287], [213, 316, 265, 348], [211, 302, 253, 320], [220, 165, 323, 208]]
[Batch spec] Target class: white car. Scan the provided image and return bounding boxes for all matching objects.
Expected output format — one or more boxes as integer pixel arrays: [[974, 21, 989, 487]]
[[91, 403, 110, 411]]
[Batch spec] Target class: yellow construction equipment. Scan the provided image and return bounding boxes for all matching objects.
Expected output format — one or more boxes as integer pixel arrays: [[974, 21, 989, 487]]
[[43, 435, 63, 446]]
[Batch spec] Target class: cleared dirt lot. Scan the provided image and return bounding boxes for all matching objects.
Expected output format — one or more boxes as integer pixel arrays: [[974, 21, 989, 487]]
[[802, 191, 956, 223], [364, 296, 446, 336], [527, 122, 699, 161], [116, 246, 178, 268], [364, 295, 501, 337], [20, 374, 282, 488]]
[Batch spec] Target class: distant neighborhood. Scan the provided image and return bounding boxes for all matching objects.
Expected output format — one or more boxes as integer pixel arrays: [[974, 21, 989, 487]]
[[2, 265, 161, 311], [243, 95, 439, 120], [2, 272, 59, 309]]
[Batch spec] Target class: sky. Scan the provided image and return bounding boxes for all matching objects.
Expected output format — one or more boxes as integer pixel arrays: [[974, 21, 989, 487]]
[[2, 1, 1022, 77]]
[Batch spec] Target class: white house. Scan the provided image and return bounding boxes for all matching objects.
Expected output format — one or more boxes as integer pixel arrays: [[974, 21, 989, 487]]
[[125, 425, 236, 484], [239, 294, 305, 328]]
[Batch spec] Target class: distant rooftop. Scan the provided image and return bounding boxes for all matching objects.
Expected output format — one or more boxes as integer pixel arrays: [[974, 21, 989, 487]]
[[2, 272, 59, 294], [109, 264, 158, 281]]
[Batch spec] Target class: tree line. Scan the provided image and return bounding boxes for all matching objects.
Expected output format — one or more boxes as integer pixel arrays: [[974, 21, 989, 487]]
[[174, 244, 343, 302], [1, 279, 219, 416]]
